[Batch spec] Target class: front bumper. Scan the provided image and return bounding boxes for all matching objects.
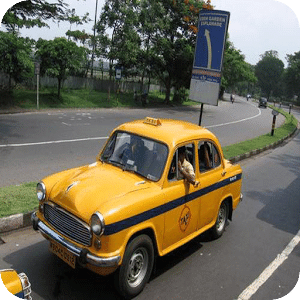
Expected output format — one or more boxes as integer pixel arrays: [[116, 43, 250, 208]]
[[31, 212, 121, 268]]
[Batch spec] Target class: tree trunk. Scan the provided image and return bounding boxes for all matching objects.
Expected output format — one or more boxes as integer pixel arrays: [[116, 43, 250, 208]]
[[58, 78, 62, 98], [164, 77, 171, 104], [219, 86, 225, 100]]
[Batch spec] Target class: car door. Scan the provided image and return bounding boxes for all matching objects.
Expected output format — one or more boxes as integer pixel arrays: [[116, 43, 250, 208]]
[[162, 143, 200, 252], [197, 140, 224, 230]]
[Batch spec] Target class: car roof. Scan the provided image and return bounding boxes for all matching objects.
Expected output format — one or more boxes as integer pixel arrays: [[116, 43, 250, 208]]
[[114, 118, 217, 148]]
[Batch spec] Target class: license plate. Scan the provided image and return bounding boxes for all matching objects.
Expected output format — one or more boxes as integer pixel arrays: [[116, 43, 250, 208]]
[[49, 241, 76, 269]]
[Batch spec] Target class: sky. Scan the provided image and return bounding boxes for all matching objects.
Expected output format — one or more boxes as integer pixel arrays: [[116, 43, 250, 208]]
[[0, 0, 300, 67]]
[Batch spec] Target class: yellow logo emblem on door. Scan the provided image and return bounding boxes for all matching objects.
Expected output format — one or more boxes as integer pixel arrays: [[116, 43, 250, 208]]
[[179, 206, 191, 232]]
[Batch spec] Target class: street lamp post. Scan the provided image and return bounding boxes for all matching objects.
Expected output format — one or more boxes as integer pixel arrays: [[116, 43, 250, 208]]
[[91, 0, 98, 78], [34, 60, 41, 110]]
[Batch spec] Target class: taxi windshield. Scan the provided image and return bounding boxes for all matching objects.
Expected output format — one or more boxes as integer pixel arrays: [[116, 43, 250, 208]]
[[101, 132, 168, 181]]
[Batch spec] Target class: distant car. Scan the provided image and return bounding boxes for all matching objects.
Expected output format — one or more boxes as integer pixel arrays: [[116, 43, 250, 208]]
[[32, 117, 243, 299], [0, 269, 32, 299], [259, 97, 268, 108]]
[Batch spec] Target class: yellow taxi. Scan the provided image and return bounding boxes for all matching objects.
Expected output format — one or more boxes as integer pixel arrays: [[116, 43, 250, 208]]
[[32, 117, 243, 299], [0, 269, 32, 299]]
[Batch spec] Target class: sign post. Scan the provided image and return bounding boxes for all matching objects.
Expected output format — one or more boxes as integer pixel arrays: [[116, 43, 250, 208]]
[[271, 109, 279, 136], [189, 8, 230, 125], [115, 67, 122, 106]]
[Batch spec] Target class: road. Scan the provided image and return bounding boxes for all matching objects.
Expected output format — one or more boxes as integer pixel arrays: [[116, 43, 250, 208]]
[[0, 99, 299, 299], [0, 96, 285, 187]]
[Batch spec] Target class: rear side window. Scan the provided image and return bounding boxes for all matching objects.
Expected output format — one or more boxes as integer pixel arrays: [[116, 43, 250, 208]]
[[198, 141, 221, 173]]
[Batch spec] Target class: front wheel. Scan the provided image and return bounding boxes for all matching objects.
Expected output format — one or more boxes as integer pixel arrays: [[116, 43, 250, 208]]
[[210, 201, 228, 239], [114, 235, 154, 299]]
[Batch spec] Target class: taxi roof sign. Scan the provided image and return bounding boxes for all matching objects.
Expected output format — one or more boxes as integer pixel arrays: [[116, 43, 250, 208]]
[[144, 117, 162, 126]]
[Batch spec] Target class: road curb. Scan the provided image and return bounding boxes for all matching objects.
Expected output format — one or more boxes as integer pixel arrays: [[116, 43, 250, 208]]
[[0, 211, 35, 234], [229, 122, 299, 164]]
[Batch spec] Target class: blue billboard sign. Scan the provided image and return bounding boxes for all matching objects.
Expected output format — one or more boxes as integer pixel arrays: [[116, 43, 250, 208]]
[[189, 10, 230, 106]]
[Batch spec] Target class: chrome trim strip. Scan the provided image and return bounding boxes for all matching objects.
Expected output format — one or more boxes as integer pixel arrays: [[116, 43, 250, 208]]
[[33, 213, 121, 268]]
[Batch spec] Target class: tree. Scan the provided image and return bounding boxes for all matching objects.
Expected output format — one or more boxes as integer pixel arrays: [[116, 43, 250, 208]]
[[96, 0, 141, 80], [220, 40, 257, 98], [63, 8, 91, 42], [36, 37, 88, 97], [255, 50, 284, 100], [285, 51, 300, 104], [0, 31, 34, 92], [143, 0, 202, 103], [96, 0, 201, 102], [2, 0, 68, 32]]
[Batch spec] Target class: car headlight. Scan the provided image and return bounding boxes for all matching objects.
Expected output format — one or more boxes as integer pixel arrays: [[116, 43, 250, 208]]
[[91, 212, 105, 236], [36, 182, 46, 201], [19, 272, 32, 300]]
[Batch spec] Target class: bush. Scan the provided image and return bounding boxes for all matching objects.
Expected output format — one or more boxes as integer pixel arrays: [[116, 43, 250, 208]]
[[173, 88, 188, 104]]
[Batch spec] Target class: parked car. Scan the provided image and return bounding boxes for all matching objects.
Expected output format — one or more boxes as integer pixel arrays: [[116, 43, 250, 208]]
[[32, 117, 243, 299], [259, 97, 268, 108], [0, 269, 32, 299]]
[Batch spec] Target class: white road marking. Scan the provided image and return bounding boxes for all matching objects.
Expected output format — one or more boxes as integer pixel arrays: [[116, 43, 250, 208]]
[[237, 229, 300, 300], [0, 136, 108, 148], [0, 99, 261, 148], [207, 101, 261, 129]]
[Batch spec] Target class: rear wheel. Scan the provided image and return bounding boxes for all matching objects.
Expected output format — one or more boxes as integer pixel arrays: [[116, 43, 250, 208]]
[[114, 235, 154, 299], [211, 201, 228, 239]]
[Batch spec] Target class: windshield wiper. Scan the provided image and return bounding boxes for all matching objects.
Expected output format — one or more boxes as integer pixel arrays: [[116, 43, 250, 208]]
[[108, 159, 125, 168]]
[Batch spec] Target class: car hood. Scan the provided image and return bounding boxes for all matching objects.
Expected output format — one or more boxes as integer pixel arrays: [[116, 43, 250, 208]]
[[45, 162, 151, 222]]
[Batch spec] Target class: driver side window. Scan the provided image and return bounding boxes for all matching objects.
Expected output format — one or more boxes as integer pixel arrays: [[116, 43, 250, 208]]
[[168, 143, 195, 181]]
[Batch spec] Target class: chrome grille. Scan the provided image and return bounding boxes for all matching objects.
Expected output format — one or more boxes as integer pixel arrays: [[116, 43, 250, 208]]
[[44, 203, 92, 246]]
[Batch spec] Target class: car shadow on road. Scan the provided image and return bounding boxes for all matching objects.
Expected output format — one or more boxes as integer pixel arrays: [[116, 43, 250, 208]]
[[2, 229, 219, 300], [151, 230, 215, 280], [3, 239, 121, 300]]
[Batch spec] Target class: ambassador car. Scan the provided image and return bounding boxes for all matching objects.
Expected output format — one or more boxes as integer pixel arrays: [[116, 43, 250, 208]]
[[32, 117, 243, 299], [0, 269, 32, 299]]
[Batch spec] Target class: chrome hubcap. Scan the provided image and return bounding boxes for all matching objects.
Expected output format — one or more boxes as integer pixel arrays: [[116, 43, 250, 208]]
[[216, 205, 226, 232], [127, 248, 148, 288]]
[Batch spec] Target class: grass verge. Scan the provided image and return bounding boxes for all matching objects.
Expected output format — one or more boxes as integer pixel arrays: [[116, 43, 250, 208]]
[[0, 88, 172, 109], [222, 106, 298, 159], [0, 105, 298, 219], [0, 182, 37, 218]]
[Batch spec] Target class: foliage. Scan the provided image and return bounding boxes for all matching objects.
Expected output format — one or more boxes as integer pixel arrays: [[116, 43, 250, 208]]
[[35, 37, 89, 97], [95, 0, 141, 80], [285, 51, 300, 104], [96, 0, 202, 103], [66, 30, 91, 45], [221, 40, 257, 97], [0, 31, 34, 96], [2, 0, 68, 32], [255, 50, 284, 99]]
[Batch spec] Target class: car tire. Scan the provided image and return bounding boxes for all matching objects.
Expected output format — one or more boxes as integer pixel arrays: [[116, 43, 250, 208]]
[[114, 234, 154, 299], [210, 201, 228, 239]]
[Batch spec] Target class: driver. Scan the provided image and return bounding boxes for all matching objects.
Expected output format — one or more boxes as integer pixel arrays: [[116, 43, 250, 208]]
[[178, 147, 200, 187]]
